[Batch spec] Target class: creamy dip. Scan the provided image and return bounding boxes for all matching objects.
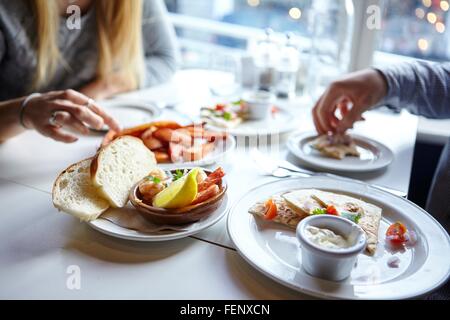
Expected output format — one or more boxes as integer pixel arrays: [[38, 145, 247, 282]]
[[305, 226, 350, 249]]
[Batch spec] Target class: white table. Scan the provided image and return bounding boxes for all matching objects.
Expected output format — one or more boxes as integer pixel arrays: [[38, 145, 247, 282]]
[[0, 69, 418, 299]]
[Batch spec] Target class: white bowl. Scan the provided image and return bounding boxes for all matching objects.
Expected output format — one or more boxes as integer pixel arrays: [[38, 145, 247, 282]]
[[296, 215, 367, 281], [241, 91, 276, 120]]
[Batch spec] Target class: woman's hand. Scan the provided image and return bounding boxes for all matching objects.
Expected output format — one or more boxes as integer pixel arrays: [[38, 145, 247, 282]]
[[23, 89, 121, 143], [79, 74, 136, 100], [312, 69, 388, 134]]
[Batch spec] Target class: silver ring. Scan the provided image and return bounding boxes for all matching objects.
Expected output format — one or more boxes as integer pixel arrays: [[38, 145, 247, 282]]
[[48, 111, 62, 128], [85, 98, 94, 110]]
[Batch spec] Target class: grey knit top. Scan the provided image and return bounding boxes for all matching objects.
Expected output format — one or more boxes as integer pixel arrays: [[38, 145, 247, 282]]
[[0, 0, 178, 100]]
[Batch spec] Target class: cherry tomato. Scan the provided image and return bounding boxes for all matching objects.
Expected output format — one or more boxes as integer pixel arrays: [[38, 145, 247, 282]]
[[215, 104, 226, 111], [271, 106, 280, 114], [386, 222, 408, 244], [326, 205, 338, 215], [264, 199, 278, 220]]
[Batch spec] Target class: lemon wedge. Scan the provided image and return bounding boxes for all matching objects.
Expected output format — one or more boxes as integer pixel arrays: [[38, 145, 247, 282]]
[[152, 168, 200, 209]]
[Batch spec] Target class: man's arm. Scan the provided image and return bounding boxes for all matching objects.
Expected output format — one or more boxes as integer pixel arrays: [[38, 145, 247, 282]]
[[376, 61, 450, 119]]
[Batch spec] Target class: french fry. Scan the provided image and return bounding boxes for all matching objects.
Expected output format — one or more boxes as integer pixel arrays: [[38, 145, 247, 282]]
[[153, 150, 171, 163], [141, 128, 164, 150]]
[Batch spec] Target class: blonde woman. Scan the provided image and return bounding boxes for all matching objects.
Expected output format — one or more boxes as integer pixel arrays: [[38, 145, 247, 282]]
[[0, 0, 178, 143]]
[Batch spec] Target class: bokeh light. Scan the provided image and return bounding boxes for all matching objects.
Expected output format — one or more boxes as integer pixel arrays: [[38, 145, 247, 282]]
[[427, 12, 437, 24], [247, 0, 260, 7], [288, 7, 302, 20], [436, 22, 446, 33], [418, 38, 429, 51]]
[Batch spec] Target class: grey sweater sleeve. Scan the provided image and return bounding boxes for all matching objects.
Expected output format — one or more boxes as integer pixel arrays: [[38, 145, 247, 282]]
[[375, 61, 450, 119], [140, 0, 179, 88]]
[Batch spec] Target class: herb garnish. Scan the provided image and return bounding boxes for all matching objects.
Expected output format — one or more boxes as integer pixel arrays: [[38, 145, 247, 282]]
[[312, 208, 327, 215], [223, 112, 232, 121], [341, 212, 362, 224], [146, 176, 161, 184], [173, 169, 184, 181]]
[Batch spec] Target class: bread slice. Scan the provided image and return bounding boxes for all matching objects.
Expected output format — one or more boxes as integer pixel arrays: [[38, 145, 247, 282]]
[[91, 136, 157, 208], [52, 158, 110, 221]]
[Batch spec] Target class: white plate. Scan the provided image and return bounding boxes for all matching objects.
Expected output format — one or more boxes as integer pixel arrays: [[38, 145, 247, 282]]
[[227, 177, 450, 300], [88, 195, 229, 242], [287, 132, 394, 172], [96, 99, 162, 132], [206, 108, 298, 137], [158, 134, 236, 170]]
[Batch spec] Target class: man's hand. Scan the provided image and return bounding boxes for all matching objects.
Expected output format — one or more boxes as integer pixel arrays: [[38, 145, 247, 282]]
[[312, 69, 388, 134]]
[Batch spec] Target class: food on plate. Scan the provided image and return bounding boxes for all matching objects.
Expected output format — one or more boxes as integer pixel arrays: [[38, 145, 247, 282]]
[[138, 167, 225, 210], [201, 102, 245, 129], [52, 158, 110, 221], [91, 136, 157, 208], [52, 136, 158, 219], [249, 189, 382, 255], [311, 133, 360, 160], [152, 168, 200, 209], [385, 221, 417, 247], [103, 121, 228, 164], [304, 225, 351, 249], [201, 100, 280, 129]]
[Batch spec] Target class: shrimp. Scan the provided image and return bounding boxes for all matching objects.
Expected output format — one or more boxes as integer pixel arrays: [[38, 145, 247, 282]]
[[198, 167, 225, 192], [139, 180, 165, 203], [191, 184, 220, 205], [138, 168, 168, 203]]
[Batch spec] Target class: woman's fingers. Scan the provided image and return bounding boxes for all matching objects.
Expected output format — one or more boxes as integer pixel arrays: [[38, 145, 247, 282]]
[[52, 111, 90, 135], [40, 125, 78, 143], [52, 99, 105, 130], [57, 90, 121, 132], [87, 102, 121, 132]]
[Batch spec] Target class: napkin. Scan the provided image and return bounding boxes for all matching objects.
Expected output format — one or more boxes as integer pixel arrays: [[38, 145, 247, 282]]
[[98, 204, 200, 234]]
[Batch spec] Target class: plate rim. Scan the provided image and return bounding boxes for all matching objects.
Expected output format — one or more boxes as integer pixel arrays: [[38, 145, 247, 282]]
[[287, 131, 394, 173], [94, 99, 162, 133], [88, 194, 229, 242], [227, 177, 450, 300]]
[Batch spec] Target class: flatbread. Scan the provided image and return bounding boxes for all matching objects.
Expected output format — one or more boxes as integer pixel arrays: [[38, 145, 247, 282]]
[[248, 189, 382, 255], [248, 195, 307, 228], [311, 134, 360, 160], [282, 189, 325, 215]]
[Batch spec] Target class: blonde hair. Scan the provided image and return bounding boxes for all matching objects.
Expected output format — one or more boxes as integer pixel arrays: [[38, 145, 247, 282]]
[[31, 0, 144, 90]]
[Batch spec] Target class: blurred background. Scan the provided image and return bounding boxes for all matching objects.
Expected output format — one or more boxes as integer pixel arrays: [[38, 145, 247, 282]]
[[164, 0, 450, 69]]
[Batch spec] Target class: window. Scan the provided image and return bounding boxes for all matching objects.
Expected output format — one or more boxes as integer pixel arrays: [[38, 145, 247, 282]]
[[164, 0, 314, 69], [376, 0, 450, 62]]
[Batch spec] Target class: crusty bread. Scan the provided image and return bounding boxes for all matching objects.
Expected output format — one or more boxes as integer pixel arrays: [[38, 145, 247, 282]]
[[91, 136, 157, 208], [52, 158, 110, 221]]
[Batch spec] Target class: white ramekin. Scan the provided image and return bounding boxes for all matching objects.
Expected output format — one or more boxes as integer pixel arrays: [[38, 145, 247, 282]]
[[241, 91, 276, 120], [296, 215, 367, 281]]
